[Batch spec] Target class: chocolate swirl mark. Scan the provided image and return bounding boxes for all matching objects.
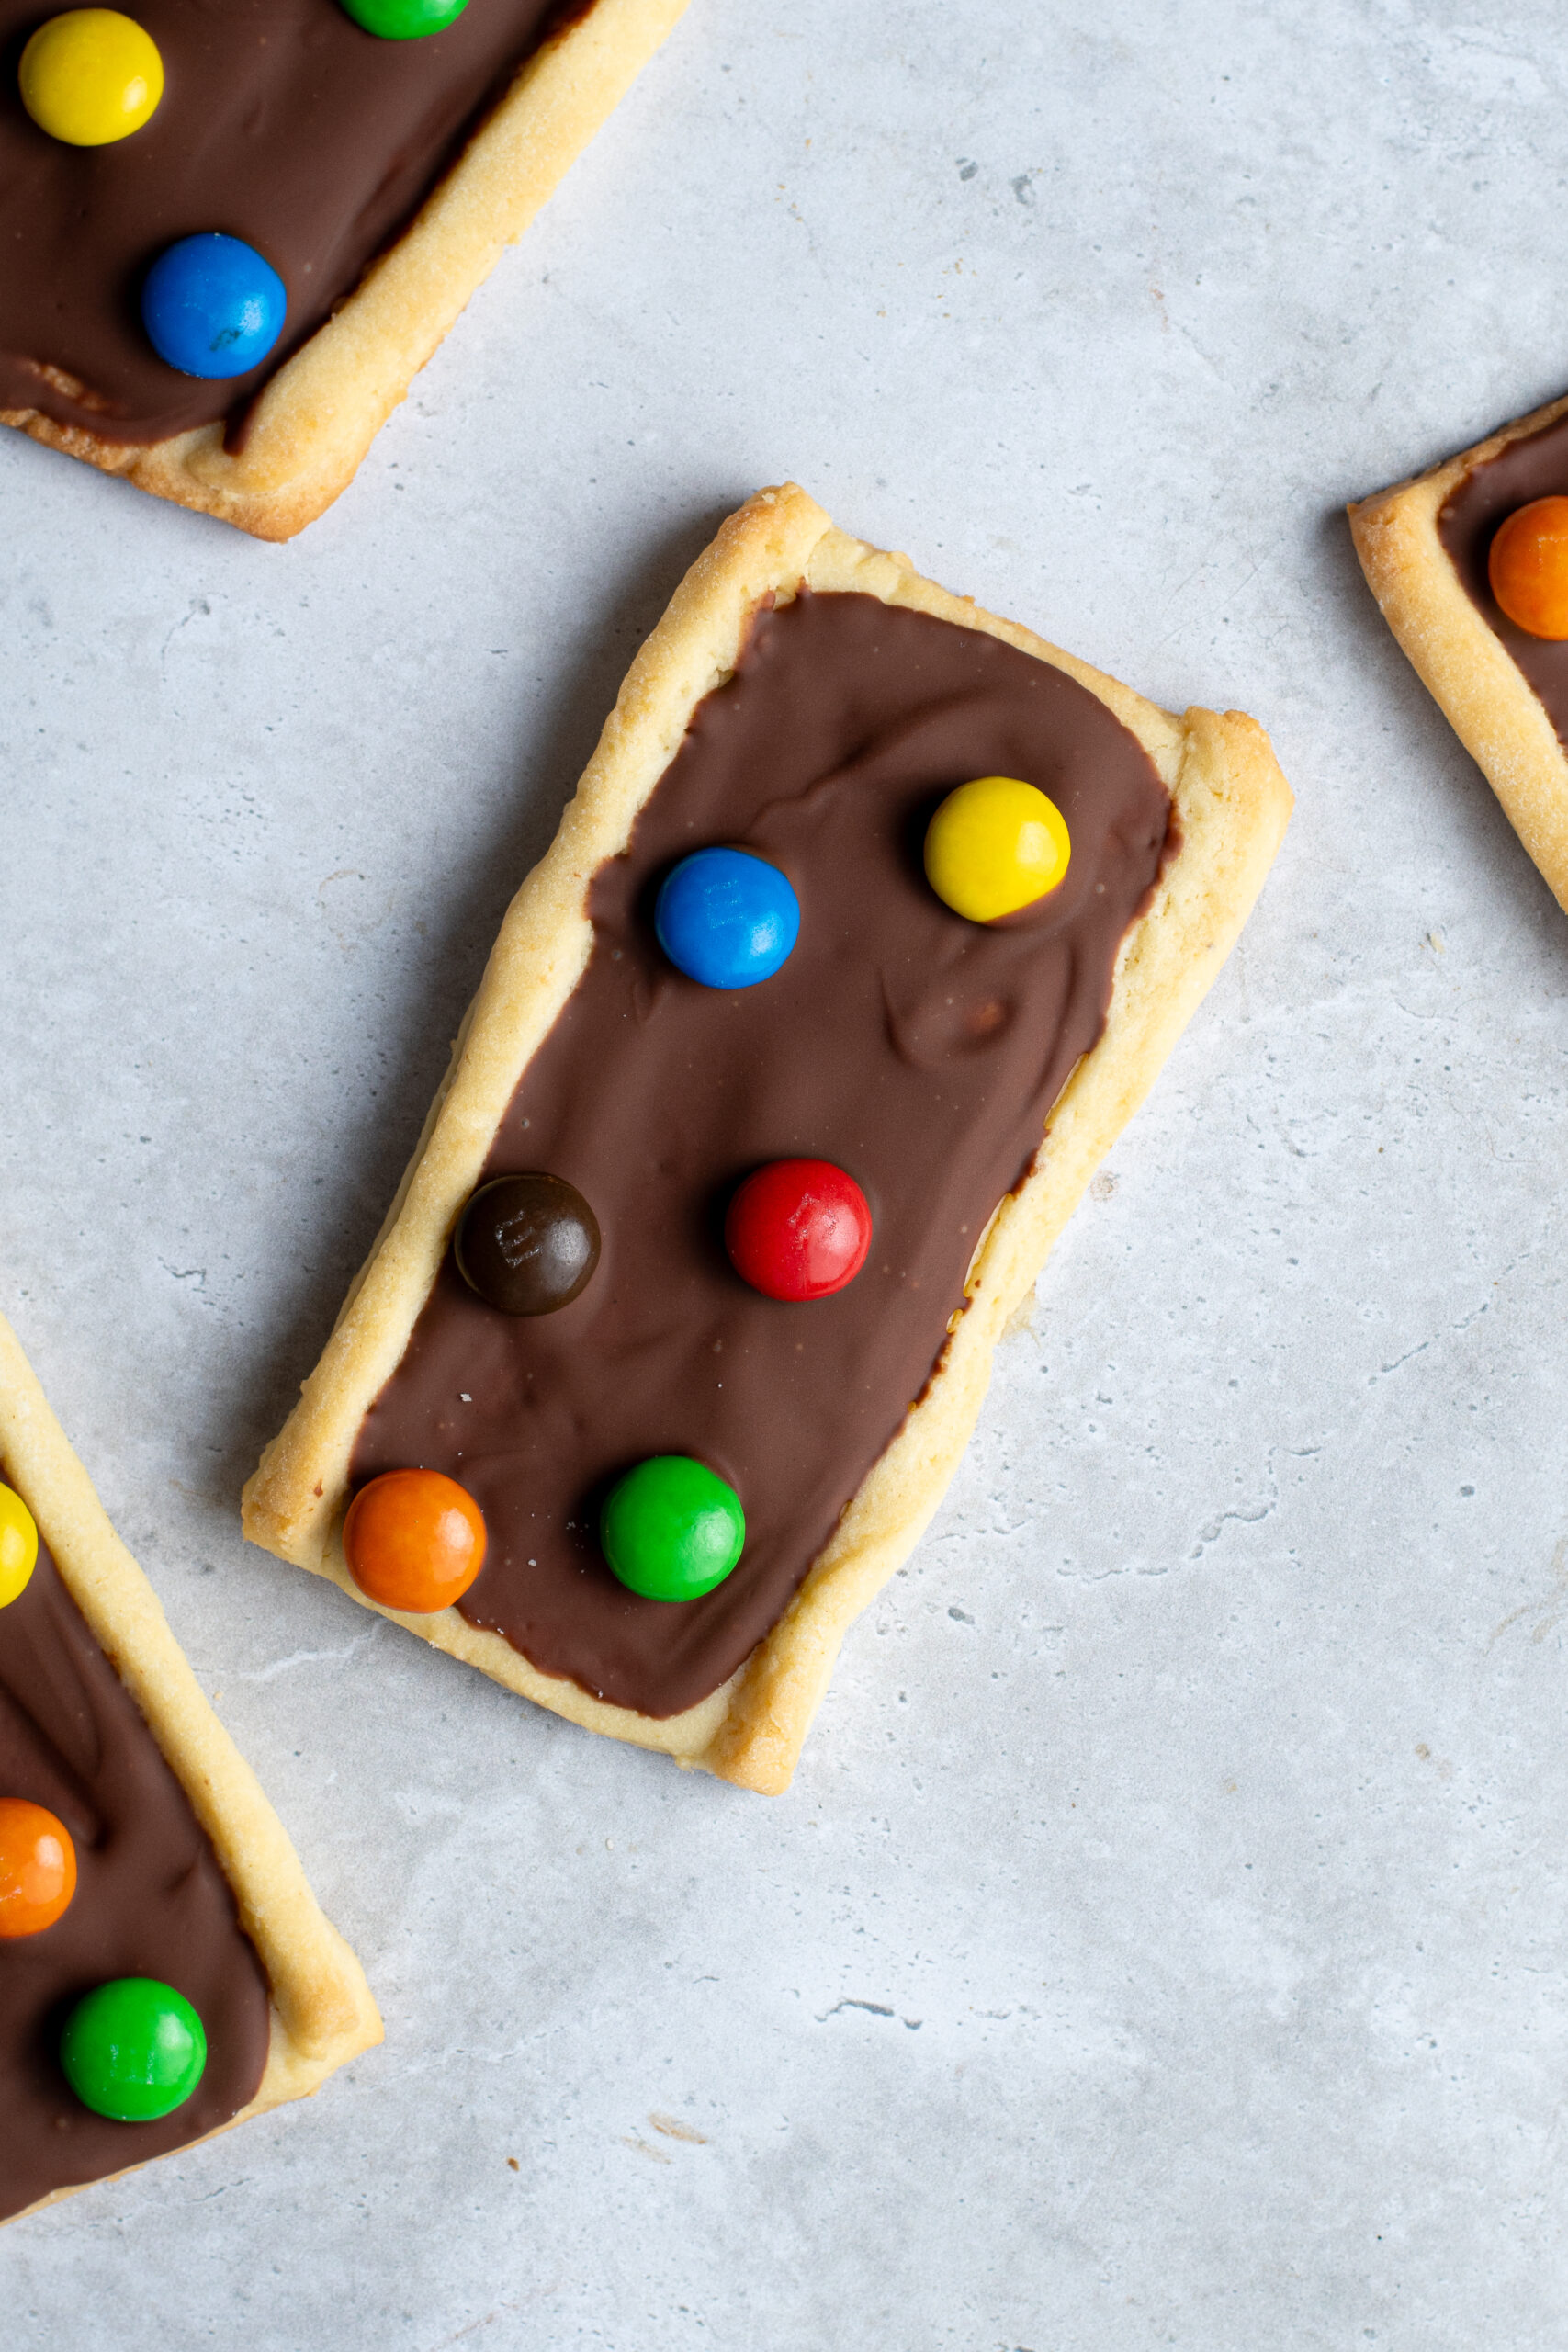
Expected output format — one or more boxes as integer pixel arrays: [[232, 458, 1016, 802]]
[[0, 1673, 104, 1852]]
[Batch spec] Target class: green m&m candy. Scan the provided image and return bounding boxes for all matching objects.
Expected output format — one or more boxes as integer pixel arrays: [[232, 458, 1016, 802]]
[[600, 1456, 745, 1602], [338, 0, 468, 36], [60, 1977, 208, 2121]]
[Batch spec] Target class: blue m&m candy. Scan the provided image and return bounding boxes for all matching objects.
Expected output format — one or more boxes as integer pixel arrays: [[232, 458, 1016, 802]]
[[654, 848, 800, 989], [141, 234, 286, 380]]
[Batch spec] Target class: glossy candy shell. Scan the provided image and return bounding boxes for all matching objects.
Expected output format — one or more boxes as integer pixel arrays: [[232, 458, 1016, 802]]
[[339, 0, 468, 31], [0, 1484, 38, 1607], [18, 10, 163, 147], [923, 775, 1072, 922], [343, 1468, 487, 1613], [0, 1799, 77, 1937], [1488, 498, 1568, 640], [60, 1977, 208, 2121], [455, 1171, 601, 1316], [601, 1457, 745, 1602], [142, 234, 287, 381], [654, 848, 800, 989], [725, 1159, 873, 1301]]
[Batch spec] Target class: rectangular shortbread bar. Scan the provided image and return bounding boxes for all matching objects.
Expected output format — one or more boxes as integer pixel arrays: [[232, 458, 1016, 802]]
[[243, 484, 1293, 1791], [0, 1308, 381, 2224]]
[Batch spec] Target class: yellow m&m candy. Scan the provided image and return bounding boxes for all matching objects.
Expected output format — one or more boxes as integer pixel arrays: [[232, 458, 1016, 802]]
[[923, 775, 1072, 922], [20, 10, 164, 147], [0, 1485, 39, 1608]]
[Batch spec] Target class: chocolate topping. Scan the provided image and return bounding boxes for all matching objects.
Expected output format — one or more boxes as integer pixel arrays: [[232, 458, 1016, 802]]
[[0, 0, 586, 445], [0, 1501, 270, 2222], [351, 591, 1172, 1720], [456, 1172, 602, 1316], [1438, 409, 1568, 743]]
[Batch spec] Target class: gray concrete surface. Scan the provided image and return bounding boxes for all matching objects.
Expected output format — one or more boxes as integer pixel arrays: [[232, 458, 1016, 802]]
[[4, 0, 1568, 2343]]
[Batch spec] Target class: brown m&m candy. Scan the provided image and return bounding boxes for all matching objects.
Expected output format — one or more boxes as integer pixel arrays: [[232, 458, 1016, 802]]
[[454, 1172, 601, 1315]]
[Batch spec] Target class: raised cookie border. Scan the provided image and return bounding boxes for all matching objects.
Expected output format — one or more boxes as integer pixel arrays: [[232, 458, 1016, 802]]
[[243, 482, 1294, 1792], [0, 0, 691, 542], [0, 1307, 382, 2227], [1348, 390, 1568, 915]]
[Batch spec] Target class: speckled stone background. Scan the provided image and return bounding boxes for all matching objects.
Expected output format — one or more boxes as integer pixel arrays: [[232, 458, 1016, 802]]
[[5, 1, 1568, 2344]]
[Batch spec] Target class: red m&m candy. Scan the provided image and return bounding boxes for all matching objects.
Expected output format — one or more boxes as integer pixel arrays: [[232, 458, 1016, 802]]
[[725, 1159, 872, 1301]]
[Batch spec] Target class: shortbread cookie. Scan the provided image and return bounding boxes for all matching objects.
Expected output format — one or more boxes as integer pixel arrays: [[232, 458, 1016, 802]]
[[243, 484, 1293, 1792], [0, 0, 689, 539], [1350, 392, 1568, 912], [0, 1309, 380, 2225]]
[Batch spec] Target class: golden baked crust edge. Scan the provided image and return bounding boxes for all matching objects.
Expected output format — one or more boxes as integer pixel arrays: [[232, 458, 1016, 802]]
[[0, 0, 690, 541], [0, 1307, 382, 2227], [1348, 392, 1568, 913], [242, 483, 1294, 1791]]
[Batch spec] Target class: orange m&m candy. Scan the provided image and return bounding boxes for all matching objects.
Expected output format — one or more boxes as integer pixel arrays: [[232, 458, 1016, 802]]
[[0, 1798, 77, 1937], [1488, 497, 1568, 639], [342, 1468, 486, 1613]]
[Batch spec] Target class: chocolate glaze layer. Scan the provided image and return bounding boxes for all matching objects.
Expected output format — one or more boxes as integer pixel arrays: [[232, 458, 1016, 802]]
[[351, 592, 1172, 1719], [0, 1499, 270, 2222], [0, 0, 585, 444], [1438, 409, 1568, 744]]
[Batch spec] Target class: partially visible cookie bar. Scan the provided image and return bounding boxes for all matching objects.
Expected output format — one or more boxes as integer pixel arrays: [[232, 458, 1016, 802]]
[[0, 1308, 381, 2225], [1350, 392, 1568, 911], [0, 0, 690, 538], [243, 484, 1293, 1792]]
